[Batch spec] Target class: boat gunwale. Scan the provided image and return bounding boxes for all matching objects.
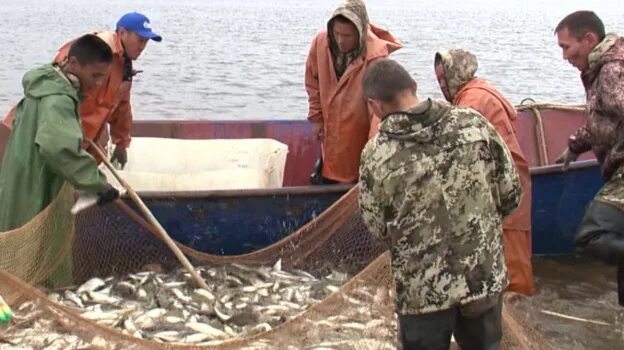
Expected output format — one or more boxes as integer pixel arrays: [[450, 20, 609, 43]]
[[136, 183, 353, 199], [530, 159, 598, 176], [135, 160, 600, 200]]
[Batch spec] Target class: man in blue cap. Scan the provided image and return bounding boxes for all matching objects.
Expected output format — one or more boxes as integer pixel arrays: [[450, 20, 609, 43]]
[[3, 12, 162, 168]]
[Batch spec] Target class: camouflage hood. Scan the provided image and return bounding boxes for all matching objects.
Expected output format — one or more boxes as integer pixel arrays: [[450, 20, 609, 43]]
[[435, 49, 478, 101], [328, 0, 369, 57], [582, 33, 624, 89], [379, 98, 477, 146], [574, 33, 624, 181]]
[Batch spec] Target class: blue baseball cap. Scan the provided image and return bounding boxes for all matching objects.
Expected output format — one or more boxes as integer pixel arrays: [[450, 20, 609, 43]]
[[116, 12, 162, 42]]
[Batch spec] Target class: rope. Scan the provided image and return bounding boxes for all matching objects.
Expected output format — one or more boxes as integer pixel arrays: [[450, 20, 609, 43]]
[[515, 99, 586, 112], [529, 107, 549, 166], [513, 99, 587, 166]]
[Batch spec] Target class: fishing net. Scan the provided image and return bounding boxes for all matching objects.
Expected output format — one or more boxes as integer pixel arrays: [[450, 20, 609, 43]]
[[0, 185, 553, 349]]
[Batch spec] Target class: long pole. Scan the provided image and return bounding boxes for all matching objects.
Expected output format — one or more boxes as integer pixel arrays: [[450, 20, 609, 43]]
[[88, 141, 210, 290]]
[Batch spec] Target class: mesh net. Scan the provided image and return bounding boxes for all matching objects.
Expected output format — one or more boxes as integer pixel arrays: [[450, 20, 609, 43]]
[[0, 185, 553, 349], [0, 184, 76, 304]]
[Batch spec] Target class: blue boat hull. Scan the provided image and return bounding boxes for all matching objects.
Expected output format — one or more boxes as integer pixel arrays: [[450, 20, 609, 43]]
[[100, 160, 603, 257], [530, 161, 603, 255], [140, 187, 348, 255]]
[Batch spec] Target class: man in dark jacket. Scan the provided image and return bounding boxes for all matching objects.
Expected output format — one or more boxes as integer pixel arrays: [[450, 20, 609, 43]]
[[554, 10, 624, 304]]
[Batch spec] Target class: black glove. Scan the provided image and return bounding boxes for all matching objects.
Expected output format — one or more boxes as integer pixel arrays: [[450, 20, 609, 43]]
[[97, 184, 120, 206], [554, 148, 579, 171], [110, 146, 128, 169], [309, 157, 324, 185]]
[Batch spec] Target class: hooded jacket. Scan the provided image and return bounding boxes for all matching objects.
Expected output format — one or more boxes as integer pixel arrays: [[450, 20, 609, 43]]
[[569, 33, 624, 181], [305, 0, 402, 183], [436, 49, 531, 232], [436, 49, 534, 295], [359, 98, 521, 314], [0, 64, 108, 231]]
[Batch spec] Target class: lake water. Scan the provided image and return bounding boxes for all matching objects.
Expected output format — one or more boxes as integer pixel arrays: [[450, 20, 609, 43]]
[[0, 0, 622, 120], [512, 256, 624, 350]]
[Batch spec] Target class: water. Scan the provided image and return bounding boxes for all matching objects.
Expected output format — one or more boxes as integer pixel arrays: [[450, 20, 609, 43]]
[[0, 0, 622, 120], [511, 256, 624, 349]]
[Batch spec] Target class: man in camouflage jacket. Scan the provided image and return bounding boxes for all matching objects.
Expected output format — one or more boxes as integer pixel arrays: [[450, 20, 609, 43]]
[[554, 10, 624, 305], [358, 58, 521, 349]]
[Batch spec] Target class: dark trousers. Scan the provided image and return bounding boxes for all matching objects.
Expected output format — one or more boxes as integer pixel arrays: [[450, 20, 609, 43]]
[[574, 199, 624, 306], [310, 176, 341, 185], [573, 170, 624, 306], [398, 297, 502, 350], [309, 157, 352, 186]]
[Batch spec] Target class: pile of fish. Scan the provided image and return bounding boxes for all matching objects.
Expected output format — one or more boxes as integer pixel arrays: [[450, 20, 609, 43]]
[[0, 283, 396, 350], [0, 314, 91, 350], [3, 260, 392, 348]]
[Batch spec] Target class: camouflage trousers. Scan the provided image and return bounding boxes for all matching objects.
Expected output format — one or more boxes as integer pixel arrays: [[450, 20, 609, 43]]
[[595, 166, 624, 210], [396, 295, 502, 350]]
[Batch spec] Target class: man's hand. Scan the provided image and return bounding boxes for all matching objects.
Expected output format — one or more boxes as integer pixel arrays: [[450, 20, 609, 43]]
[[97, 184, 120, 206], [555, 148, 580, 171], [312, 122, 324, 142], [110, 146, 128, 170]]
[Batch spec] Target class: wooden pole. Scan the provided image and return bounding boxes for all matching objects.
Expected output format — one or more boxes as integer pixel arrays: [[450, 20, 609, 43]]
[[88, 140, 210, 290]]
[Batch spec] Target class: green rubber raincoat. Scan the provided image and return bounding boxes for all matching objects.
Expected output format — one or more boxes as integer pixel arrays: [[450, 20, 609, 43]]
[[0, 64, 109, 285]]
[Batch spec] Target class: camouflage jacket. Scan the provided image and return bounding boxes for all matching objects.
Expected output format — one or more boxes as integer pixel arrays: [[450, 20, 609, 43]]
[[570, 33, 624, 181], [358, 98, 521, 315]]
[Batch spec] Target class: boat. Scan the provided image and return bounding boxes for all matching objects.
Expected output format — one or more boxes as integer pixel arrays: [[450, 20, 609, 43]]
[[0, 102, 602, 256]]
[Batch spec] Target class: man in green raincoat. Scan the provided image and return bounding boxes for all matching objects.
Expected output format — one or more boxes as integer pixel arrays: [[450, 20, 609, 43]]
[[0, 34, 121, 284]]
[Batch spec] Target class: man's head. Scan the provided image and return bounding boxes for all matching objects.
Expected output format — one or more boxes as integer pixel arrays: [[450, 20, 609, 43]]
[[116, 12, 162, 60], [65, 34, 113, 93], [434, 58, 450, 101], [555, 10, 605, 71], [330, 15, 360, 54], [434, 49, 478, 102], [362, 58, 418, 118], [327, 0, 369, 55]]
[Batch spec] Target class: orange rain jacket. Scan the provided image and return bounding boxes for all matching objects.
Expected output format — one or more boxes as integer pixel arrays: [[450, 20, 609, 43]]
[[436, 49, 534, 295], [455, 79, 535, 295], [3, 31, 132, 161], [305, 2, 401, 183]]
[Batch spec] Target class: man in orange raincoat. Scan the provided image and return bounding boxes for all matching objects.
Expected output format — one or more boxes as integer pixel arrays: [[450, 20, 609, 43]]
[[434, 49, 535, 295], [3, 12, 162, 168], [305, 0, 402, 184]]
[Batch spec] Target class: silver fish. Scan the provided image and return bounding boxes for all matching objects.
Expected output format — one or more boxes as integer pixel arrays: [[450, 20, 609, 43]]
[[214, 304, 232, 322], [273, 259, 282, 272], [185, 322, 228, 339], [77, 277, 106, 294], [171, 288, 192, 303], [184, 333, 211, 343], [153, 331, 181, 342], [224, 324, 238, 337], [86, 291, 120, 305], [64, 291, 84, 308], [194, 288, 215, 302]]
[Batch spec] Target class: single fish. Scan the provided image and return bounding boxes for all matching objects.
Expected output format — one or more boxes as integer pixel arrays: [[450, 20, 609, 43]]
[[185, 322, 228, 339], [194, 289, 216, 302], [77, 278, 106, 294], [214, 304, 232, 322]]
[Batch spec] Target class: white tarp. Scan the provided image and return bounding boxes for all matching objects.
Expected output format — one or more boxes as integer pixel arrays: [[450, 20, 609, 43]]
[[103, 137, 288, 191]]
